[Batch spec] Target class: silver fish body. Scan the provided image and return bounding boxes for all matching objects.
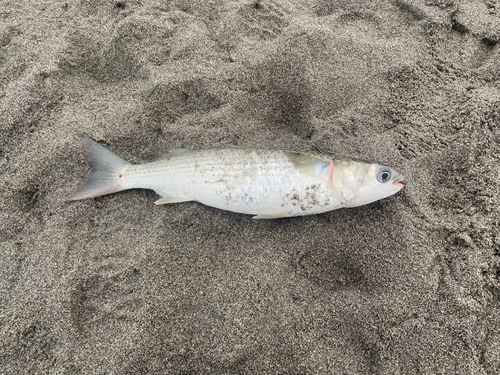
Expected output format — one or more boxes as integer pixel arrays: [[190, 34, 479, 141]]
[[70, 135, 404, 219]]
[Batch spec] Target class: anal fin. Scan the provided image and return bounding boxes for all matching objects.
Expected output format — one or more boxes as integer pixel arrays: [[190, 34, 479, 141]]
[[154, 190, 193, 205], [155, 196, 193, 205]]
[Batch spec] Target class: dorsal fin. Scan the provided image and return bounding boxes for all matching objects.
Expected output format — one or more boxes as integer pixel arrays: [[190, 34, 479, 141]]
[[160, 149, 190, 159], [302, 152, 333, 163]]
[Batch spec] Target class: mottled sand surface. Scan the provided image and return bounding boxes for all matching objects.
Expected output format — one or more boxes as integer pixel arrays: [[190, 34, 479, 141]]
[[1, 0, 499, 373]]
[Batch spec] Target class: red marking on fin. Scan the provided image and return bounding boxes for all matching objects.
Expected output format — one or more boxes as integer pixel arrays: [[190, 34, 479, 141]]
[[119, 174, 123, 178], [183, 189, 188, 196], [167, 158, 171, 161]]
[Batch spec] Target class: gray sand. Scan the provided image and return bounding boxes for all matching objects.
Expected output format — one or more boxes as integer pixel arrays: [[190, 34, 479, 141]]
[[1, 0, 499, 373]]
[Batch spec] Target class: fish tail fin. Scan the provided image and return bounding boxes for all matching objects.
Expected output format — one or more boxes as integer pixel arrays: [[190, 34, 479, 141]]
[[69, 134, 132, 201]]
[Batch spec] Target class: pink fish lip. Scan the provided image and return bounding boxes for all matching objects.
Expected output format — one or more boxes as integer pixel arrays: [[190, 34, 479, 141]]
[[393, 176, 405, 186]]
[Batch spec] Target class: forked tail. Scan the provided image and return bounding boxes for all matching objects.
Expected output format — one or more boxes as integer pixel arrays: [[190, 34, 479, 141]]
[[69, 134, 132, 201]]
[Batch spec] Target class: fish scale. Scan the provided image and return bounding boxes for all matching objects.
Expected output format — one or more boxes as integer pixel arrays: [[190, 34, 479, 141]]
[[124, 149, 326, 216], [70, 135, 404, 219]]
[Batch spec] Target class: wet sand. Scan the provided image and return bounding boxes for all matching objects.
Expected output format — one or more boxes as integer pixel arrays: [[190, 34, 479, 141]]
[[1, 1, 499, 373]]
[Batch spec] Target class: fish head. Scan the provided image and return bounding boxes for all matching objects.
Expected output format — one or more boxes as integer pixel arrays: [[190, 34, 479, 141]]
[[331, 158, 404, 206]]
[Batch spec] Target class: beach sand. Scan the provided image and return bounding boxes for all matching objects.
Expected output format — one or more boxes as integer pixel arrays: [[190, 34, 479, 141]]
[[1, 0, 499, 373]]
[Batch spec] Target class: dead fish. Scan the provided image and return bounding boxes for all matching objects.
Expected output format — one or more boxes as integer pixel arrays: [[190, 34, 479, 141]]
[[69, 134, 404, 219]]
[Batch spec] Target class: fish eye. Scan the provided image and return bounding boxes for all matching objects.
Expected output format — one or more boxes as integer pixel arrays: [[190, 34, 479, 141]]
[[377, 169, 391, 183]]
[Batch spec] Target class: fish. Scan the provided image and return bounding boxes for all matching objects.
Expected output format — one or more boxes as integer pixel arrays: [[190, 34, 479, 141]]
[[69, 134, 404, 219]]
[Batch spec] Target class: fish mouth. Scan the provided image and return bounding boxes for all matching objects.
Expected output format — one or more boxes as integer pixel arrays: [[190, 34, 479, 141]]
[[393, 176, 405, 187]]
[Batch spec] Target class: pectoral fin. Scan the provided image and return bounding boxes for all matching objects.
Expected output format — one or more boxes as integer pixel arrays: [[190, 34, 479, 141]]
[[283, 151, 328, 175]]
